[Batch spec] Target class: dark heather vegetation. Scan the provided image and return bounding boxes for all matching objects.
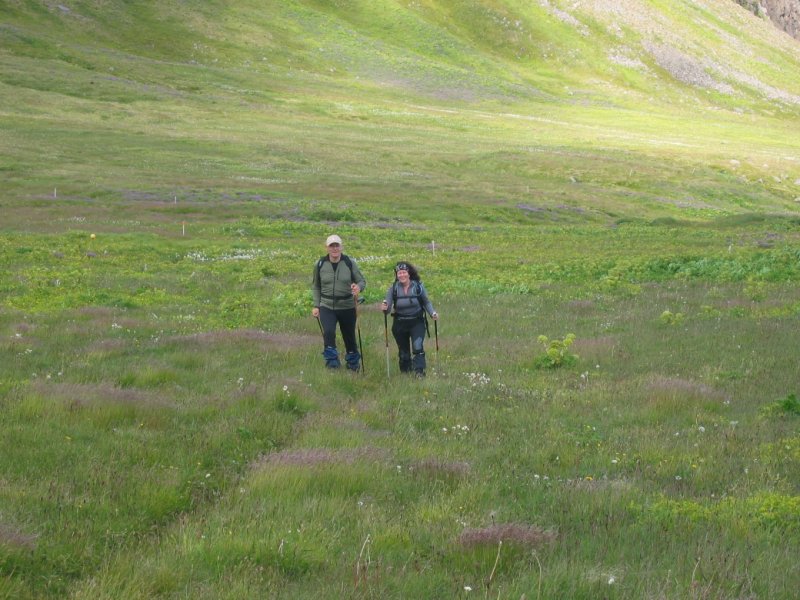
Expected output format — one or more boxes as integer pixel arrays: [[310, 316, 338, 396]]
[[1, 1, 799, 598]]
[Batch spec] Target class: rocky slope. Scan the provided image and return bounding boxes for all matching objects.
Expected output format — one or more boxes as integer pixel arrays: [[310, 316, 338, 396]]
[[736, 0, 800, 39]]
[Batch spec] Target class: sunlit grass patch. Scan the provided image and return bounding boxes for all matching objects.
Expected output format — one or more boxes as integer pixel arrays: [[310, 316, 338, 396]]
[[760, 393, 800, 418], [117, 366, 180, 389], [639, 492, 800, 533], [186, 534, 321, 580]]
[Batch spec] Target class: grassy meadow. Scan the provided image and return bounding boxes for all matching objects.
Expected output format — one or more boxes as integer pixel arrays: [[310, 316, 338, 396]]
[[2, 0, 800, 598]]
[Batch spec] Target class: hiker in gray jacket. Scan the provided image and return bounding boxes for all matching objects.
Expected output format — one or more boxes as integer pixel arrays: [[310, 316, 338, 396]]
[[381, 261, 438, 377], [311, 234, 366, 370]]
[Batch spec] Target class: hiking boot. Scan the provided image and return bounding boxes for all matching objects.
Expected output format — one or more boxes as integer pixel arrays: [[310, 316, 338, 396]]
[[323, 346, 341, 369], [398, 350, 412, 373], [345, 351, 361, 372], [412, 350, 426, 374]]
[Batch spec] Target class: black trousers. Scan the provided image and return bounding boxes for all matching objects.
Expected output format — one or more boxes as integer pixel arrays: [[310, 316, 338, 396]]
[[319, 306, 358, 353], [391, 315, 426, 372]]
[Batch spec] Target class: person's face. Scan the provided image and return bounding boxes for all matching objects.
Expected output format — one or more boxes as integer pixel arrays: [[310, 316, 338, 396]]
[[396, 268, 409, 283], [327, 242, 342, 259]]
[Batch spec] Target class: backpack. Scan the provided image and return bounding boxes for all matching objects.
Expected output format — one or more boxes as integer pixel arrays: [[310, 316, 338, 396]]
[[392, 279, 431, 326], [392, 280, 430, 333]]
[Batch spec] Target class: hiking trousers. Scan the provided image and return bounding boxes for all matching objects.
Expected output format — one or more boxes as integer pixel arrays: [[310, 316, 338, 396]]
[[391, 315, 426, 373], [319, 306, 358, 354]]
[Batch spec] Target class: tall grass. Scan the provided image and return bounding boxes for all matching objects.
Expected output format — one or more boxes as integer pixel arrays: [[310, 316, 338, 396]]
[[2, 214, 799, 598]]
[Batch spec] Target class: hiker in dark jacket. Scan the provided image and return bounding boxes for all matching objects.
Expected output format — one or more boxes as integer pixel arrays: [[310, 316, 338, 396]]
[[311, 234, 366, 370], [381, 261, 438, 377]]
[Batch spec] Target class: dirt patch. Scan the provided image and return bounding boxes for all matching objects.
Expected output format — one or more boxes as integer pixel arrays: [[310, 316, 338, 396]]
[[566, 477, 634, 492], [645, 42, 734, 94], [646, 375, 729, 402], [0, 523, 38, 550], [458, 523, 556, 549], [409, 458, 471, 479], [11, 322, 35, 335]]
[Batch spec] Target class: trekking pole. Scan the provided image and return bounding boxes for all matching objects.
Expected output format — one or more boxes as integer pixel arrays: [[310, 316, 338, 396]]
[[316, 315, 323, 335], [355, 291, 365, 374], [384, 311, 390, 378], [434, 318, 439, 370]]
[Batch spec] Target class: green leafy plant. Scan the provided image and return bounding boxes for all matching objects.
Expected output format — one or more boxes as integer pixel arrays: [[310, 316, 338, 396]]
[[761, 393, 800, 417], [659, 310, 684, 325], [533, 333, 578, 369]]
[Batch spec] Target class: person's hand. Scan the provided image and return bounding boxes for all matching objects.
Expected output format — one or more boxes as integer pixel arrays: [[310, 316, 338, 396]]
[[431, 312, 439, 320], [351, 283, 360, 295], [312, 307, 320, 318], [381, 300, 388, 314]]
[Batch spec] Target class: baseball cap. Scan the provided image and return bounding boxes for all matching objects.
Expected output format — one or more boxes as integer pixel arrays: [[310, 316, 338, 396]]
[[326, 234, 342, 246]]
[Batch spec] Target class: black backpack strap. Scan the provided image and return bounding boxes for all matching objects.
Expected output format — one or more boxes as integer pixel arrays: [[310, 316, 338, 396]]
[[342, 255, 354, 282]]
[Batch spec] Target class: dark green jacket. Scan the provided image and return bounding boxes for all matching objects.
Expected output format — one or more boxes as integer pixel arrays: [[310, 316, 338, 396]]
[[312, 255, 366, 310]]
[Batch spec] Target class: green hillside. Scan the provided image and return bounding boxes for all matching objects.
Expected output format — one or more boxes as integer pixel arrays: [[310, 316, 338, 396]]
[[2, 0, 800, 224]]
